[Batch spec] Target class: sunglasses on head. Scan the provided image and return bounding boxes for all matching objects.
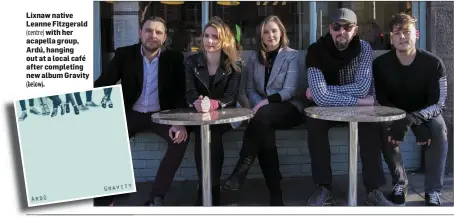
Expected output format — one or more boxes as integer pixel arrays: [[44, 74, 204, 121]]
[[332, 22, 356, 32]]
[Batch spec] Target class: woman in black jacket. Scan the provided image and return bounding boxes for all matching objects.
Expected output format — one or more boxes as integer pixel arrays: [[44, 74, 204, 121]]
[[185, 16, 242, 206]]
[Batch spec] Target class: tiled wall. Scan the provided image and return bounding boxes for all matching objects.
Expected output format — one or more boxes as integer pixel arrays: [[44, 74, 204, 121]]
[[131, 126, 420, 182]]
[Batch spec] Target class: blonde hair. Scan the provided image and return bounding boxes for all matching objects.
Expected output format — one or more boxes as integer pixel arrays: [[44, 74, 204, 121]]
[[202, 16, 241, 73]]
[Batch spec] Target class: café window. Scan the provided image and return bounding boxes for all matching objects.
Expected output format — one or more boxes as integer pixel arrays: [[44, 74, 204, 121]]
[[211, 1, 309, 50], [208, 1, 414, 50], [139, 1, 203, 52], [315, 1, 413, 50], [98, 1, 422, 54]]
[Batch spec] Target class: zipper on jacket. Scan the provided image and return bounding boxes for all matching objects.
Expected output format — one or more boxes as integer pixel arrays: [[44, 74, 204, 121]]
[[194, 67, 211, 98]]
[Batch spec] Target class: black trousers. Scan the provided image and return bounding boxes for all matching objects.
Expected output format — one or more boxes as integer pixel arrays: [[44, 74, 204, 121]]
[[240, 102, 301, 182], [306, 116, 386, 191], [94, 110, 189, 206], [193, 123, 232, 187]]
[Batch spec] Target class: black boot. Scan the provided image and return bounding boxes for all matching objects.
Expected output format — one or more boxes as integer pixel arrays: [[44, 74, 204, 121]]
[[195, 186, 202, 206], [101, 96, 107, 108], [74, 105, 79, 115], [212, 185, 221, 206], [51, 108, 58, 117], [144, 196, 164, 206], [195, 185, 221, 206], [266, 179, 284, 206], [222, 156, 255, 191], [65, 103, 70, 113]]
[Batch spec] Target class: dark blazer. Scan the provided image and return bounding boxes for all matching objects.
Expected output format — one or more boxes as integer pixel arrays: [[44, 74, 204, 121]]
[[184, 52, 243, 109], [94, 43, 186, 112]]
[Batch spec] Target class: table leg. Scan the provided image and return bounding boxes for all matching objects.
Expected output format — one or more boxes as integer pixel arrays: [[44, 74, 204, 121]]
[[348, 121, 358, 206], [200, 124, 212, 206]]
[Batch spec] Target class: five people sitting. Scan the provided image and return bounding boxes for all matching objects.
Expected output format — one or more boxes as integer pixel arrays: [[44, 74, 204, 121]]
[[93, 8, 449, 207]]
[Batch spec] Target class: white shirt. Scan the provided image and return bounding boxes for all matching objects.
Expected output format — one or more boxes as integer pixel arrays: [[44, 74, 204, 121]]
[[132, 46, 161, 113]]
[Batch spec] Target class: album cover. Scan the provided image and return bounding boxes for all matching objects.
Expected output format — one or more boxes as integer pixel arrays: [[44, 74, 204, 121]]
[[14, 85, 135, 207]]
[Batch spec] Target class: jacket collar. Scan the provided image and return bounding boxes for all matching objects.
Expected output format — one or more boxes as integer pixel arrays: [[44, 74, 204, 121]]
[[193, 51, 229, 87], [140, 45, 162, 63], [194, 51, 228, 70]]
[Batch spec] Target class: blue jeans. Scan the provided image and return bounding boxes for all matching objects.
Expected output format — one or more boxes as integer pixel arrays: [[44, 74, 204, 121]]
[[19, 99, 35, 111]]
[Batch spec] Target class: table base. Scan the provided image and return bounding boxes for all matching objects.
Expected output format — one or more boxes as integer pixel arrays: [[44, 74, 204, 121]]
[[348, 122, 358, 206], [201, 124, 212, 206]]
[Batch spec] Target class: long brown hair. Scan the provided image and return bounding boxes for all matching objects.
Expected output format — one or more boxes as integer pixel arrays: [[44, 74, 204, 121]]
[[256, 15, 289, 66], [202, 16, 241, 73]]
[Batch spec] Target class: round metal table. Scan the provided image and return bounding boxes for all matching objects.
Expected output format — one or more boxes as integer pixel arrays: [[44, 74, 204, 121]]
[[304, 106, 406, 206], [151, 108, 254, 206]]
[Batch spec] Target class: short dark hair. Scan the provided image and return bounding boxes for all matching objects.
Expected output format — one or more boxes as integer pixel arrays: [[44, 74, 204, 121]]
[[140, 3, 167, 32], [388, 12, 417, 32], [140, 16, 167, 33]]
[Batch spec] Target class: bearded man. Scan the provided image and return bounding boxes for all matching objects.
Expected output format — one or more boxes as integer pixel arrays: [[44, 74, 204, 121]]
[[304, 8, 393, 206], [93, 15, 189, 206]]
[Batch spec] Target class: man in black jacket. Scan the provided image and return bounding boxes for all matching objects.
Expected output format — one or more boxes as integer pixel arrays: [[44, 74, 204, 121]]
[[373, 13, 448, 206], [94, 16, 189, 206]]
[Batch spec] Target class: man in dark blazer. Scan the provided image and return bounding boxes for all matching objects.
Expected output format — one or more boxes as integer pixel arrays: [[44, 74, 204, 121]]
[[93, 16, 189, 206]]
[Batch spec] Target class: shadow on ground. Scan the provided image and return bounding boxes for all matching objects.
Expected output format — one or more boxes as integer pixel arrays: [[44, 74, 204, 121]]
[[102, 172, 453, 206]]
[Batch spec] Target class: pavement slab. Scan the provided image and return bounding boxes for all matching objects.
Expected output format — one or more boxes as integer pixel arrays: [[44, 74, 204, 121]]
[[105, 172, 453, 207]]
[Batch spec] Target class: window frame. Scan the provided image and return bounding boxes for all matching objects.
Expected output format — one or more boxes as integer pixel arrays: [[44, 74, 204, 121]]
[[200, 1, 427, 51]]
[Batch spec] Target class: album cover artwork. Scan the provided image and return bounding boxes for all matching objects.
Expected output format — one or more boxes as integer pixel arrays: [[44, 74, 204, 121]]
[[14, 85, 136, 207]]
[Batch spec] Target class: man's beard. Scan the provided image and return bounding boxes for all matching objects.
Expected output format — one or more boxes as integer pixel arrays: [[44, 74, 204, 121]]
[[142, 40, 161, 53], [334, 36, 349, 50]]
